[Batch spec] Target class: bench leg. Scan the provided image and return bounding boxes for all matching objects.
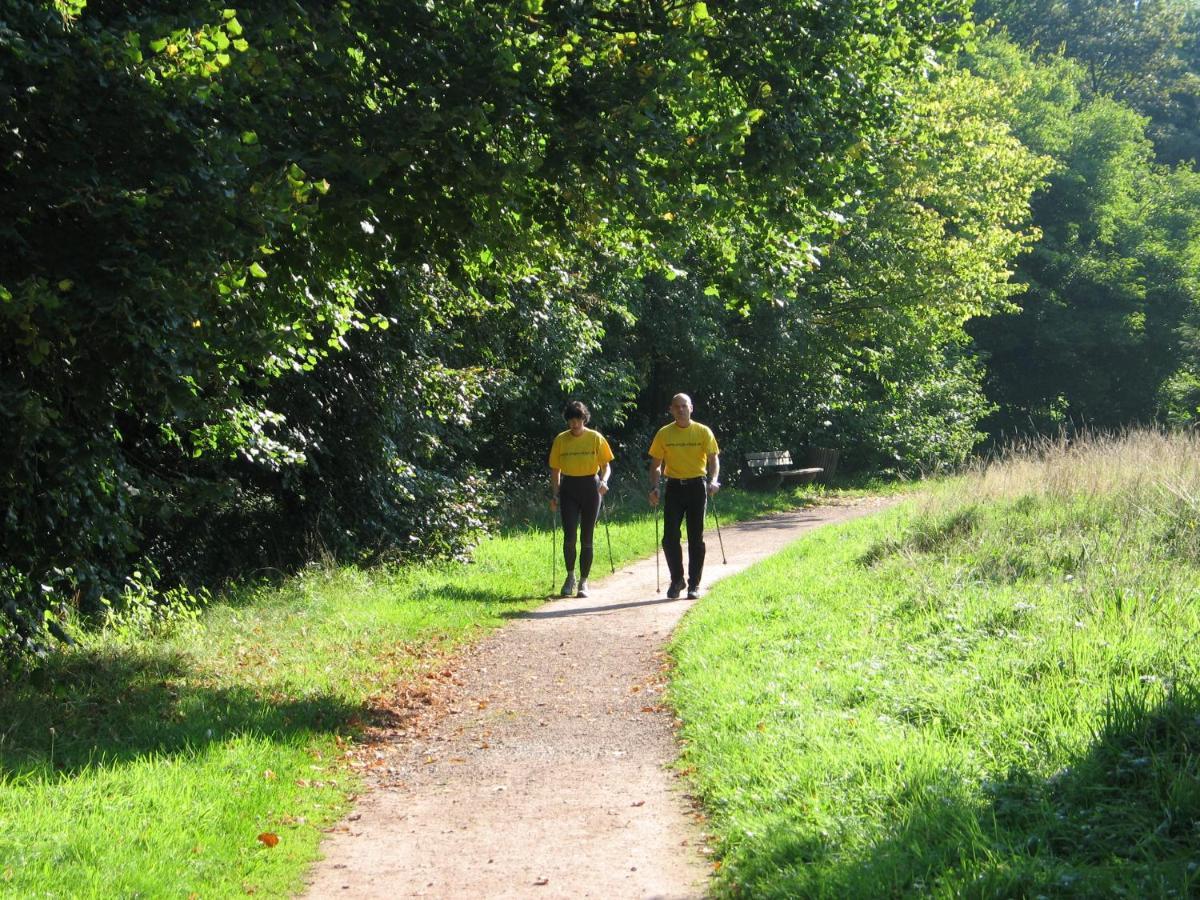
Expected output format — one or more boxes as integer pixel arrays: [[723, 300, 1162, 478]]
[[746, 473, 783, 491]]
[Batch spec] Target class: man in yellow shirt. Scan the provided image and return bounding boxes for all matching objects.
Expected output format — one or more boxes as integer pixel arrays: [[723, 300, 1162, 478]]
[[647, 393, 720, 599]]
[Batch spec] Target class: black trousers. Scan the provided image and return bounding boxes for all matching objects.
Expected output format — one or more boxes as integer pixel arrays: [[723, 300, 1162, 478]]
[[662, 477, 706, 587], [560, 474, 601, 579]]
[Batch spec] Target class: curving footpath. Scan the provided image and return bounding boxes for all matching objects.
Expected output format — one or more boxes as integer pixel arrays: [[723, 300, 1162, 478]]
[[305, 499, 892, 899]]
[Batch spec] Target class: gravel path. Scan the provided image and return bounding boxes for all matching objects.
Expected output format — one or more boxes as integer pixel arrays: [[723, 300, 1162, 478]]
[[304, 499, 890, 899]]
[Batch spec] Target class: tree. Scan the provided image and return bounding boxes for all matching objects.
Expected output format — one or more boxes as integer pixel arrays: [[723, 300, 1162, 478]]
[[585, 51, 1048, 475], [3, 0, 985, 652], [976, 0, 1200, 164], [1, 2, 354, 648], [966, 37, 1200, 436]]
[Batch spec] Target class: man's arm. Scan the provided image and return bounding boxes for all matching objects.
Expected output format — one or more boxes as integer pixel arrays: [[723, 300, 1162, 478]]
[[598, 462, 611, 495], [549, 467, 561, 510], [648, 457, 663, 507], [707, 453, 721, 494]]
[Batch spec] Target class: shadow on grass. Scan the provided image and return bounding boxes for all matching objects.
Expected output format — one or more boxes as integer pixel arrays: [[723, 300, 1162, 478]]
[[722, 683, 1200, 897], [0, 646, 360, 779]]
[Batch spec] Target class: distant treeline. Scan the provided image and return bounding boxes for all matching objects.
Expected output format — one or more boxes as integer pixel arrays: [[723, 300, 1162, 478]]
[[2, 1, 1198, 650]]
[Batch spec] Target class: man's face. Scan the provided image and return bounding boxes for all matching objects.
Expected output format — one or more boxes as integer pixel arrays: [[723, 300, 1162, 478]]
[[670, 396, 692, 423]]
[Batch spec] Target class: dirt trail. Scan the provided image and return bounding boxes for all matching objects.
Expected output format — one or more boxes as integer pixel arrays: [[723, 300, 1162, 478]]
[[305, 499, 891, 899]]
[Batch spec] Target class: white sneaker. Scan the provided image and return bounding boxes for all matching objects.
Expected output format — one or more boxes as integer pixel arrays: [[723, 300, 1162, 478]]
[[576, 579, 590, 598], [560, 574, 576, 597]]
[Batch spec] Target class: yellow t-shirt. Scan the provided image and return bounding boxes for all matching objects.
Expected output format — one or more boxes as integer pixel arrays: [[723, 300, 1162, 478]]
[[549, 428, 614, 476], [649, 421, 719, 479]]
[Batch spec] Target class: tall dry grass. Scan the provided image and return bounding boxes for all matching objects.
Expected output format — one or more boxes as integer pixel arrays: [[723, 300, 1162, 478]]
[[967, 428, 1200, 501], [923, 430, 1200, 547]]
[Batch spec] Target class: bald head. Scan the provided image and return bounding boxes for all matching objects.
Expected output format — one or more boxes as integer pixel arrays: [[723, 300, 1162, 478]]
[[669, 393, 693, 426]]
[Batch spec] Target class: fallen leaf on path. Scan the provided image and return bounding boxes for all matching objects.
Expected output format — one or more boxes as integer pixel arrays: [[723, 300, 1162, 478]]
[[534, 877, 550, 886], [256, 832, 279, 848], [631, 800, 645, 807]]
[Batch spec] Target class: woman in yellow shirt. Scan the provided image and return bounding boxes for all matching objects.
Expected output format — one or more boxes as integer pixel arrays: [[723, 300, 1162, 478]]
[[549, 400, 614, 598]]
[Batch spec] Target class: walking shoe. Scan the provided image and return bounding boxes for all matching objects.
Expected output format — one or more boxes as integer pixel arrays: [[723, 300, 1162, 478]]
[[687, 587, 700, 600], [560, 574, 576, 597], [576, 579, 590, 598], [666, 579, 686, 600]]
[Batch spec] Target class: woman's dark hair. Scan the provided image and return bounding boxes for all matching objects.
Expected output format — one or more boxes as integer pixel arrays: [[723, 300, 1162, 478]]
[[563, 400, 591, 423]]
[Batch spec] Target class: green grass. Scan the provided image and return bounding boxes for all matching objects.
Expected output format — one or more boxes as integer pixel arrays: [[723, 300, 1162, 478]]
[[0, 481, 857, 898], [668, 430, 1200, 898]]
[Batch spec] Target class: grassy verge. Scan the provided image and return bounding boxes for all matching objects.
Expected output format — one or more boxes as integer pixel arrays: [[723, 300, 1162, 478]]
[[668, 430, 1200, 898], [0, 481, 861, 898]]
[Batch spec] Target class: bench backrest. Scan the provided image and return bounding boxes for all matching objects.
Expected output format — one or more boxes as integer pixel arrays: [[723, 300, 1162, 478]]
[[745, 450, 792, 468]]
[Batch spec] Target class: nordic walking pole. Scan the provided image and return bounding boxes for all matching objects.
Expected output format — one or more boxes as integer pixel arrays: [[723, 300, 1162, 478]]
[[654, 495, 661, 593], [709, 488, 727, 564], [601, 496, 615, 574], [550, 503, 557, 594]]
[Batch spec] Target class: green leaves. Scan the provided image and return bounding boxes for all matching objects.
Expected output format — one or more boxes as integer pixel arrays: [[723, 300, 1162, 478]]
[[965, 35, 1200, 435], [2, 0, 1002, 655]]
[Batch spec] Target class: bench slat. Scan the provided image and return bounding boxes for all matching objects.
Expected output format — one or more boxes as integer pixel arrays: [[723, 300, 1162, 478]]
[[745, 450, 793, 467]]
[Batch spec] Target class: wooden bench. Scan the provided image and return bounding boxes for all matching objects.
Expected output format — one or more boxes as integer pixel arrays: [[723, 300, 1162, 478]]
[[743, 450, 823, 491]]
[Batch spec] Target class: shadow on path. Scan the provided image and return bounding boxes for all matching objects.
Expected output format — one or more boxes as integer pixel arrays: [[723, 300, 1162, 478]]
[[508, 596, 679, 619], [733, 512, 829, 531]]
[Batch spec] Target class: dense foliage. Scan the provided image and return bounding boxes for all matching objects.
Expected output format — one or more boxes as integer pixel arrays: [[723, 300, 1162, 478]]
[[963, 36, 1200, 437], [976, 0, 1200, 165], [21, 0, 1199, 651], [8, 0, 1021, 651]]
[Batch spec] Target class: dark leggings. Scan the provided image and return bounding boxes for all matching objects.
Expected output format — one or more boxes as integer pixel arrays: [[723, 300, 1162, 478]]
[[662, 477, 707, 587], [560, 474, 601, 578]]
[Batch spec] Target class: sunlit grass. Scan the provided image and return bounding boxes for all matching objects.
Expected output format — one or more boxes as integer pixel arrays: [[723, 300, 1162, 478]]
[[669, 429, 1200, 897]]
